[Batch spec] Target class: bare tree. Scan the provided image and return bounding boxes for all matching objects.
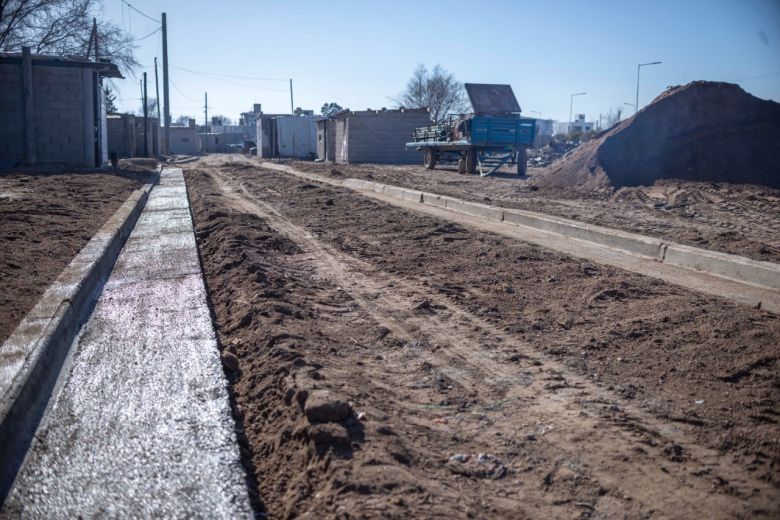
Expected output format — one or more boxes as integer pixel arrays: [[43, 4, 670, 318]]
[[175, 115, 194, 125], [136, 97, 157, 117], [0, 0, 138, 73], [394, 64, 469, 122], [604, 105, 624, 128]]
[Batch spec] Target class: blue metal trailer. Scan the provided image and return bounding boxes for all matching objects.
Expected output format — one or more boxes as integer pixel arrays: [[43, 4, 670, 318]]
[[406, 84, 537, 176]]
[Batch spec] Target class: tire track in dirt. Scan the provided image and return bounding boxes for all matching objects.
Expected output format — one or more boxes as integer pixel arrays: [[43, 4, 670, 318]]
[[201, 162, 778, 518]]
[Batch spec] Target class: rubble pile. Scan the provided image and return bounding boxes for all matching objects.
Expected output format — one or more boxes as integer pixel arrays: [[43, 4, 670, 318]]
[[534, 81, 780, 191], [528, 136, 582, 167]]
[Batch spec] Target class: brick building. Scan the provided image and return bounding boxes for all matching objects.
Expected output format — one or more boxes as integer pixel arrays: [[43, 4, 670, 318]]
[[317, 108, 430, 164], [0, 49, 121, 167]]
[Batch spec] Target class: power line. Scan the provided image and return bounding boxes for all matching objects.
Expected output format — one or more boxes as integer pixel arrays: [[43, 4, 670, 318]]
[[133, 27, 160, 42], [172, 67, 289, 92], [172, 66, 287, 82], [170, 78, 199, 102], [119, 0, 160, 24]]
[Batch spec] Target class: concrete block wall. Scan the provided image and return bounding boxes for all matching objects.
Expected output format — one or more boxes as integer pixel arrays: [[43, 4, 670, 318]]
[[0, 64, 25, 162], [32, 67, 91, 164], [107, 115, 136, 158], [340, 110, 431, 164], [169, 126, 199, 155], [335, 119, 347, 163], [0, 63, 94, 165], [316, 121, 337, 161]]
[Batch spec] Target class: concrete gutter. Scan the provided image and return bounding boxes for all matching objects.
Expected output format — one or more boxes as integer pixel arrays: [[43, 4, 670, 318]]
[[5, 168, 252, 517], [0, 182, 154, 501], [261, 162, 780, 307]]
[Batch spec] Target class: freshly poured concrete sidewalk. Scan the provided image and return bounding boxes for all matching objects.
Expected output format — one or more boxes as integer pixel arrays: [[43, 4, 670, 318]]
[[5, 169, 252, 517]]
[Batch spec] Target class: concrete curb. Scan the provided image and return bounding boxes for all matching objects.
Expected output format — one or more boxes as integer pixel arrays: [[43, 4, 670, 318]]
[[261, 162, 779, 292], [662, 243, 780, 291], [0, 182, 154, 500]]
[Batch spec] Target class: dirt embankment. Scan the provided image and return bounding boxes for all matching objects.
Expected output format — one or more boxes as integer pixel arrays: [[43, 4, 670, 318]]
[[185, 158, 780, 518], [536, 81, 780, 191], [0, 172, 141, 343], [287, 159, 780, 263]]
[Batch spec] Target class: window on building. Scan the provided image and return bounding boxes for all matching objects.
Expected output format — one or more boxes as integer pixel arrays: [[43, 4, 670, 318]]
[[182, 138, 190, 142], [215, 137, 219, 144]]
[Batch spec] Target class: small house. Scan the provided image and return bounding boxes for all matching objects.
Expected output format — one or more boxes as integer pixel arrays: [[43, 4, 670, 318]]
[[317, 108, 430, 164], [0, 48, 122, 166]]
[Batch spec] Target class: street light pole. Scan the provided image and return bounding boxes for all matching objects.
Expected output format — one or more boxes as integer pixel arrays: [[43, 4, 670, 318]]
[[635, 61, 661, 114], [531, 110, 541, 119], [623, 102, 636, 120], [569, 92, 586, 136]]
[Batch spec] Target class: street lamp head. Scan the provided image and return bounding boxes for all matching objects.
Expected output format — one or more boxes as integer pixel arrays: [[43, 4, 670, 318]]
[[571, 92, 586, 96]]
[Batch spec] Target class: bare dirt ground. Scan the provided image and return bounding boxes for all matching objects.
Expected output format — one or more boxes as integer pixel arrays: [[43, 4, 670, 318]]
[[185, 155, 779, 519], [286, 160, 780, 264], [0, 171, 141, 343]]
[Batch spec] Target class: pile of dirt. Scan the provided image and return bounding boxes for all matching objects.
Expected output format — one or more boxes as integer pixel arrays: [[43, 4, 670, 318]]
[[535, 81, 780, 191]]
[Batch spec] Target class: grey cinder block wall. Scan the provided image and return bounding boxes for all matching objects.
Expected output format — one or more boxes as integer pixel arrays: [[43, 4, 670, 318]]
[[323, 108, 430, 164], [0, 51, 120, 167]]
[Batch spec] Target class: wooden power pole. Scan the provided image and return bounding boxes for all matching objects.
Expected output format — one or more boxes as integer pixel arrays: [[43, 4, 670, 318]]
[[162, 12, 170, 155], [143, 72, 149, 157]]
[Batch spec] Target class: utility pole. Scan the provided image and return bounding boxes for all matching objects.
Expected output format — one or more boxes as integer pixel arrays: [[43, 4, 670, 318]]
[[204, 92, 208, 128], [635, 61, 661, 114], [289, 78, 294, 115], [154, 57, 161, 155], [143, 72, 149, 157], [162, 12, 171, 154]]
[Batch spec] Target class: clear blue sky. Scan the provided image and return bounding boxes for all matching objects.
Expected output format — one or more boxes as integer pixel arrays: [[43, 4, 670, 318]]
[[103, 0, 780, 123]]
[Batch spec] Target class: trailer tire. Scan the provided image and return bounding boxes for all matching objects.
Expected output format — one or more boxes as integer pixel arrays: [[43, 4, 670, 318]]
[[457, 154, 467, 174], [423, 149, 437, 170], [466, 149, 478, 175], [517, 148, 528, 177]]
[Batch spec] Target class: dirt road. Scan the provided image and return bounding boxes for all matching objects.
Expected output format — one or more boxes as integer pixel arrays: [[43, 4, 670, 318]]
[[288, 160, 780, 264], [0, 171, 141, 343], [185, 156, 779, 518]]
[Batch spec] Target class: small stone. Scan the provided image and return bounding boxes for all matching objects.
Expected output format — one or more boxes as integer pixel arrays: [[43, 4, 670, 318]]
[[304, 390, 352, 423], [221, 352, 240, 372], [356, 411, 367, 421]]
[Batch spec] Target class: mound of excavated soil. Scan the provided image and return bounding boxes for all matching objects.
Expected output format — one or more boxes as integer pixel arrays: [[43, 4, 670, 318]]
[[535, 81, 780, 190]]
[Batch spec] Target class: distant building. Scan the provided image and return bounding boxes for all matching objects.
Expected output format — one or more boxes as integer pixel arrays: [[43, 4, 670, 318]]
[[169, 119, 199, 155], [0, 49, 122, 166], [199, 132, 227, 153], [106, 113, 160, 158], [554, 114, 594, 135], [522, 116, 554, 146], [317, 108, 430, 164], [256, 114, 319, 159]]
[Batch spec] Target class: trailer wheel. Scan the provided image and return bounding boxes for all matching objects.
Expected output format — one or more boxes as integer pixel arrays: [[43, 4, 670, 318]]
[[466, 149, 478, 175], [457, 154, 467, 174], [516, 148, 528, 177], [423, 149, 437, 169]]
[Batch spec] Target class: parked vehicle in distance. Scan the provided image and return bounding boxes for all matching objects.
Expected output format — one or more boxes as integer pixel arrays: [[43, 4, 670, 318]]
[[227, 143, 243, 153], [242, 140, 256, 154]]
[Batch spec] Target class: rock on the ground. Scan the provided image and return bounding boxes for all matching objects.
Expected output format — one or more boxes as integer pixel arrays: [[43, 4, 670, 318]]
[[304, 390, 352, 423]]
